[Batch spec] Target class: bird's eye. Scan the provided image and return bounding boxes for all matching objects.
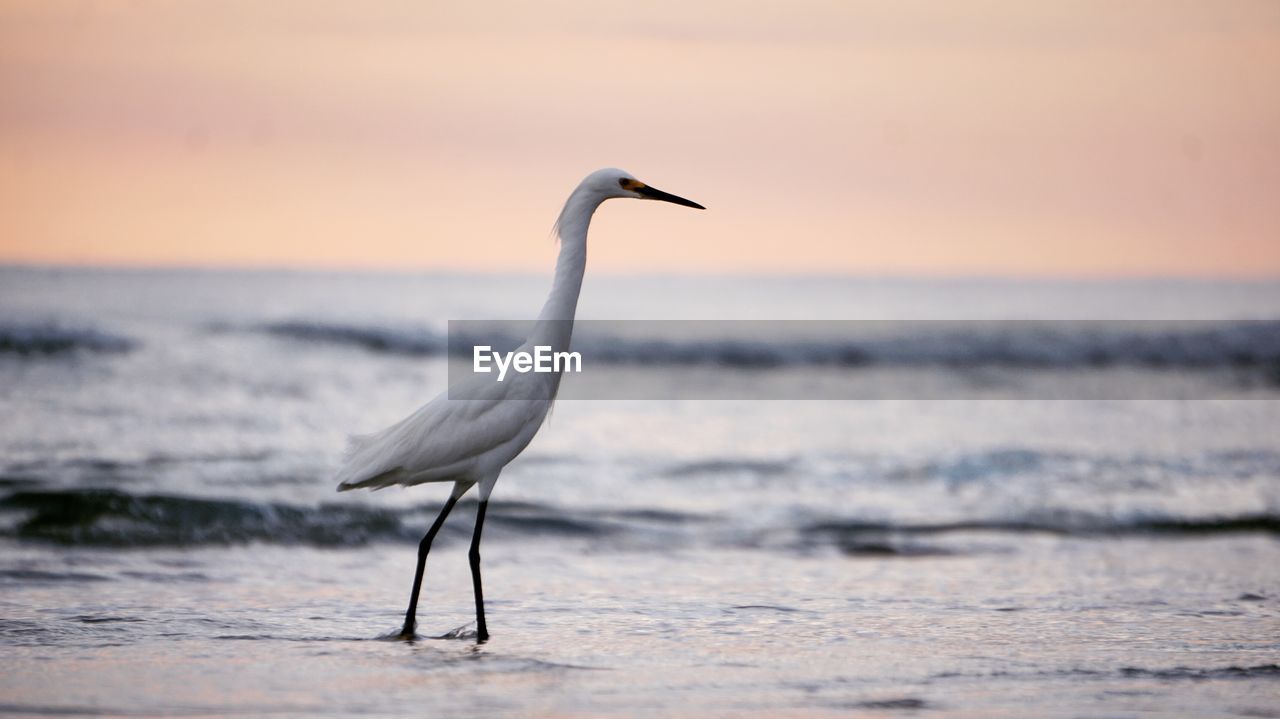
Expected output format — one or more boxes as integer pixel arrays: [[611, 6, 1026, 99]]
[[618, 178, 642, 191]]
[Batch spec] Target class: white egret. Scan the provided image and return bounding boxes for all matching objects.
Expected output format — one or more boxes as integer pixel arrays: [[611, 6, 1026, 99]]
[[334, 168, 704, 641]]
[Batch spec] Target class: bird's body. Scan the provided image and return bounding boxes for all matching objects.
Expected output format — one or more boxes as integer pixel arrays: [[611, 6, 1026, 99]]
[[333, 168, 703, 641], [334, 364, 554, 493]]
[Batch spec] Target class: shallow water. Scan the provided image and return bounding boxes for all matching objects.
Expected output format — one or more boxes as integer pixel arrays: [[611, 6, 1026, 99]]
[[2, 268, 1279, 716], [3, 539, 1278, 717]]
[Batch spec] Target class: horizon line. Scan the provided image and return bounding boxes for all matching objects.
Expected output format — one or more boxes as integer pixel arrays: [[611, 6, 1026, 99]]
[[2, 260, 1279, 285]]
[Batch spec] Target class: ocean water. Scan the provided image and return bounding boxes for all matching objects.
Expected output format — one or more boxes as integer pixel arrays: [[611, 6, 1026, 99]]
[[2, 266, 1279, 717]]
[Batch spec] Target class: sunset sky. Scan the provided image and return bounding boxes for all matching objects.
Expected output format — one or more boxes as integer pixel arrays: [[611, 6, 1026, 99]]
[[2, 1, 1278, 277]]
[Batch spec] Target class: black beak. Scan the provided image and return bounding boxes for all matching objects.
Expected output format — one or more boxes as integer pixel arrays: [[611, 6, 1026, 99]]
[[636, 184, 706, 210]]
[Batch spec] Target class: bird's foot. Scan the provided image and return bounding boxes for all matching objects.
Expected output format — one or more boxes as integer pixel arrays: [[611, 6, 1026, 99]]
[[393, 621, 417, 641], [434, 623, 487, 642], [373, 626, 418, 642]]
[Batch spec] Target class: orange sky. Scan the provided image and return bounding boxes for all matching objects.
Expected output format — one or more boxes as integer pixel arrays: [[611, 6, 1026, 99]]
[[2, 1, 1278, 277]]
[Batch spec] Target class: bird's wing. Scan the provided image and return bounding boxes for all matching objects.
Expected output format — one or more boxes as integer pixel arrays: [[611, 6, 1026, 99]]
[[334, 374, 550, 491]]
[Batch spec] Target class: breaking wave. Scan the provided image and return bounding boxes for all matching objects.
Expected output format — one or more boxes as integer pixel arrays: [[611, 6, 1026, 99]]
[[0, 490, 627, 548], [564, 320, 1280, 370], [0, 322, 135, 357], [253, 321, 444, 355], [800, 512, 1280, 557], [3, 488, 1276, 550], [244, 318, 1280, 371]]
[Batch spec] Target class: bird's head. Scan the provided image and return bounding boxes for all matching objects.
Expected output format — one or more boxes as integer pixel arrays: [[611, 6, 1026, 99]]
[[584, 168, 705, 209]]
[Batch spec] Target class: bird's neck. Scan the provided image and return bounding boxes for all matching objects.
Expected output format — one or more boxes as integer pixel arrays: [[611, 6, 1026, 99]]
[[531, 188, 598, 349]]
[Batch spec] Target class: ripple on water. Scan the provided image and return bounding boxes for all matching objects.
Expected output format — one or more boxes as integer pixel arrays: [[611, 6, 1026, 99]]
[[929, 664, 1280, 683], [0, 568, 112, 583]]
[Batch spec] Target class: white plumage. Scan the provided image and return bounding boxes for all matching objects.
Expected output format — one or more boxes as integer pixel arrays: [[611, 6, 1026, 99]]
[[334, 374, 551, 493], [333, 168, 704, 641]]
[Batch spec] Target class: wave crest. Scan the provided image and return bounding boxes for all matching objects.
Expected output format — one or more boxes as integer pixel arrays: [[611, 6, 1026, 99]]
[[3, 487, 1277, 551], [0, 323, 135, 356], [0, 490, 623, 548], [256, 321, 444, 355], [243, 318, 1280, 370]]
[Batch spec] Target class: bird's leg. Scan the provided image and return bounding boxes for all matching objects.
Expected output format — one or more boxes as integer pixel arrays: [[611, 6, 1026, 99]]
[[469, 500, 490, 643], [400, 494, 459, 639]]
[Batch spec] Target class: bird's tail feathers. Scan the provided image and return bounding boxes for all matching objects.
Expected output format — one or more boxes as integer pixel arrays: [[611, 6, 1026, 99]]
[[336, 467, 407, 492], [335, 431, 403, 491]]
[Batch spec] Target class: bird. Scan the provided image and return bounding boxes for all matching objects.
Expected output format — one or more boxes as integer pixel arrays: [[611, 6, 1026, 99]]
[[334, 168, 704, 642]]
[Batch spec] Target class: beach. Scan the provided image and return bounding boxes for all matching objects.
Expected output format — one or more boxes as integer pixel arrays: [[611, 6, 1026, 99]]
[[2, 267, 1279, 717]]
